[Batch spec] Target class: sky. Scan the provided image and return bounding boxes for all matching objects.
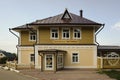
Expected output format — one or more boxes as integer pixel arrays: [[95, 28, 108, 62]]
[[0, 0, 120, 53]]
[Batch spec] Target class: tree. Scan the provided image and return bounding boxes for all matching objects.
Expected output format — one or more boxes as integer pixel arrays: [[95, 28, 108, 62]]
[[0, 57, 8, 64]]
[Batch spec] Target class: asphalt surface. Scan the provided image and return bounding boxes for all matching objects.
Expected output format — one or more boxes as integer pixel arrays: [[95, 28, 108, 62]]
[[0, 69, 38, 80]]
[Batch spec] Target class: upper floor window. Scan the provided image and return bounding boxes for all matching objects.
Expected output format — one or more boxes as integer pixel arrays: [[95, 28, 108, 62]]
[[72, 53, 79, 63], [73, 28, 81, 39], [51, 28, 59, 39], [29, 31, 36, 41], [62, 28, 70, 39]]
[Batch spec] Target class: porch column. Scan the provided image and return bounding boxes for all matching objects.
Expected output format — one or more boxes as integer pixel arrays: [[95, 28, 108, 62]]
[[54, 53, 57, 72], [35, 46, 40, 69]]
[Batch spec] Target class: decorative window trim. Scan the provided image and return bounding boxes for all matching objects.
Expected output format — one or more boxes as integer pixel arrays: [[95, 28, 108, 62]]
[[50, 28, 59, 39], [71, 52, 79, 63], [62, 28, 70, 39], [29, 31, 36, 41], [73, 28, 81, 39]]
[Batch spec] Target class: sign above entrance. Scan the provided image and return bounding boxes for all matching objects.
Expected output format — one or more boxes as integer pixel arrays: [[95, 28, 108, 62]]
[[52, 40, 79, 43]]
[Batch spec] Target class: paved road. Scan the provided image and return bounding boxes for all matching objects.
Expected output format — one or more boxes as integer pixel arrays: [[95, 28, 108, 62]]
[[0, 69, 38, 80]]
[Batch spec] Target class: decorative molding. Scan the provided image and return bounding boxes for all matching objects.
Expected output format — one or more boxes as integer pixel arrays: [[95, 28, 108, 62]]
[[64, 66, 97, 68], [18, 46, 34, 50], [35, 45, 97, 50]]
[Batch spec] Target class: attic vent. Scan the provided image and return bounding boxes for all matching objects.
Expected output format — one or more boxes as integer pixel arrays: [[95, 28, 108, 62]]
[[61, 9, 72, 20], [64, 13, 70, 19]]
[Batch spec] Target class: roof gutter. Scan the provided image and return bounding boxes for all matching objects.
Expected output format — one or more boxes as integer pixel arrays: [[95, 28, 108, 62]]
[[9, 28, 20, 61], [26, 24, 37, 65], [95, 24, 105, 46], [9, 28, 20, 44]]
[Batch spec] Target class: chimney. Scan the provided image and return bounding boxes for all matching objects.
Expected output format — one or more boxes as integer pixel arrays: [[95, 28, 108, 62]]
[[80, 10, 83, 18]]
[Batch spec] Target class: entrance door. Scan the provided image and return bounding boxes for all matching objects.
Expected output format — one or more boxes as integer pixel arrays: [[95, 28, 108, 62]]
[[45, 54, 54, 70]]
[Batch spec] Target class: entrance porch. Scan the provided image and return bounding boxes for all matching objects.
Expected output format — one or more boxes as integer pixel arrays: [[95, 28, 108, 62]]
[[39, 49, 66, 71]]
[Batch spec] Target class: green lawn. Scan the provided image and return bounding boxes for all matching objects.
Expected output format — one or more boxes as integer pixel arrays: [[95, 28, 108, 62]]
[[98, 69, 120, 80]]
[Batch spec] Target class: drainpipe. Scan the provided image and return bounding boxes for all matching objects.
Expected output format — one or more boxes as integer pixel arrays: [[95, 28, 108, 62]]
[[26, 24, 37, 44], [95, 24, 105, 46], [95, 24, 105, 60], [9, 28, 20, 62], [26, 24, 37, 67]]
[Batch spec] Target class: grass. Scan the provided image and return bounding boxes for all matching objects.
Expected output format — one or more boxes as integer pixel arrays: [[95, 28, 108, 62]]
[[98, 69, 120, 80]]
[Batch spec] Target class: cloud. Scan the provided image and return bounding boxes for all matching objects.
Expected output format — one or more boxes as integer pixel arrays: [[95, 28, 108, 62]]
[[112, 22, 120, 30]]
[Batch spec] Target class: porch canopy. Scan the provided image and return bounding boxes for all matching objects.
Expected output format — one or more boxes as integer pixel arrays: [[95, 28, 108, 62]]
[[38, 49, 67, 54], [38, 49, 67, 71]]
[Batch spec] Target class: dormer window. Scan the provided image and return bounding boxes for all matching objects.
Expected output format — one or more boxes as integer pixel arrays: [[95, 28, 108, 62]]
[[61, 9, 72, 21], [29, 31, 36, 41]]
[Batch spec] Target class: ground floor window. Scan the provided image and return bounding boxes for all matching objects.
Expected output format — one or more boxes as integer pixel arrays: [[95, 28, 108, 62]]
[[72, 53, 79, 63], [30, 54, 35, 62]]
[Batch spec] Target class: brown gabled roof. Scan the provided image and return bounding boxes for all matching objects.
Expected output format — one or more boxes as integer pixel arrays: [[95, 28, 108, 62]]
[[12, 9, 102, 30]]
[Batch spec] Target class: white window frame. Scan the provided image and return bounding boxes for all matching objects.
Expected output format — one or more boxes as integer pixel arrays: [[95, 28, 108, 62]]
[[50, 28, 59, 39], [71, 53, 79, 63], [29, 31, 36, 41], [30, 54, 35, 62], [73, 28, 81, 39], [57, 54, 63, 67], [62, 28, 70, 39]]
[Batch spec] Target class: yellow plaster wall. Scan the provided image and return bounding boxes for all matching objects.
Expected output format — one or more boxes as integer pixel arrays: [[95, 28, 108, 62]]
[[20, 26, 94, 45], [38, 27, 94, 44], [38, 45, 97, 68], [64, 47, 95, 67], [20, 48, 34, 65], [20, 31, 36, 45]]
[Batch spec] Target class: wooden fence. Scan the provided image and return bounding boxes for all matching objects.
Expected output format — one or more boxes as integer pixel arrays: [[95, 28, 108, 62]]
[[6, 61, 35, 70], [97, 57, 120, 69]]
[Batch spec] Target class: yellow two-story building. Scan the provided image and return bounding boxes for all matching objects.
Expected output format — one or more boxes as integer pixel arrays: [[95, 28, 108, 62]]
[[11, 9, 103, 71]]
